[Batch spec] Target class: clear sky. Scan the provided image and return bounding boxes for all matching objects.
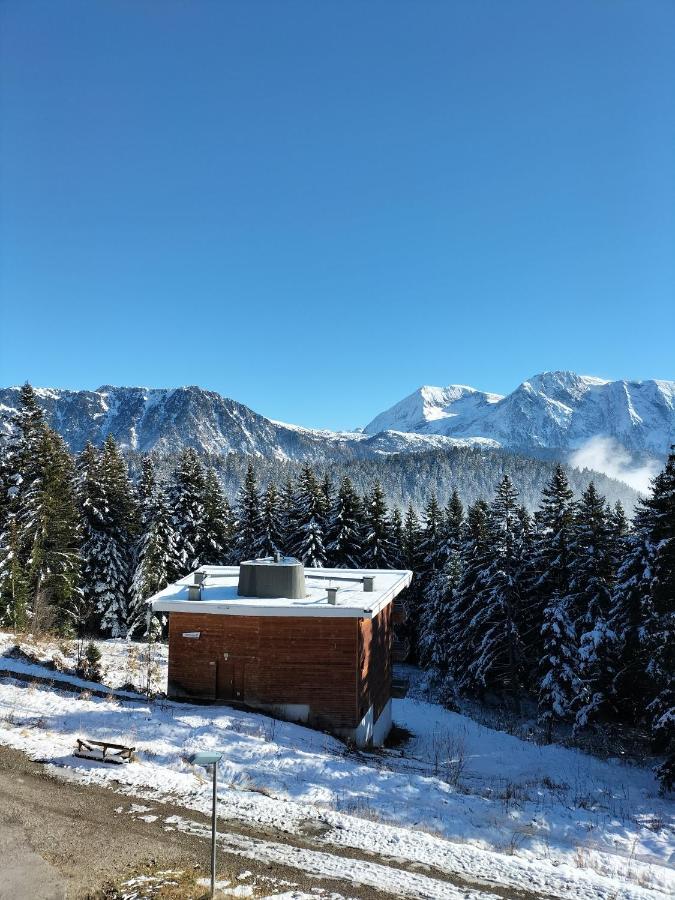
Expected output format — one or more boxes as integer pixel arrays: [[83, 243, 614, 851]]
[[1, 1, 673, 430]]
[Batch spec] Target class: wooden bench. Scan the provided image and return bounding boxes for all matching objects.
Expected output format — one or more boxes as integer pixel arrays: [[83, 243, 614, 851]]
[[74, 738, 135, 764]]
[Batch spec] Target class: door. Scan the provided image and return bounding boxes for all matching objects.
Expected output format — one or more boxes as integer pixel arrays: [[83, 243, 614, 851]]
[[216, 657, 245, 702], [216, 658, 234, 701]]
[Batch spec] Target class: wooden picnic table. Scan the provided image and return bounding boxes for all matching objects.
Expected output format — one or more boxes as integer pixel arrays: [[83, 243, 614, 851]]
[[74, 738, 135, 764]]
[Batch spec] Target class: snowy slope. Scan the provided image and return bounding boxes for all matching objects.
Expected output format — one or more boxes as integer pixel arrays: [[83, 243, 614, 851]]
[[365, 372, 675, 456], [0, 633, 672, 900]]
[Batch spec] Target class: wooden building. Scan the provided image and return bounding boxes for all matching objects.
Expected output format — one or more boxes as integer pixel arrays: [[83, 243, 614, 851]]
[[149, 558, 411, 747]]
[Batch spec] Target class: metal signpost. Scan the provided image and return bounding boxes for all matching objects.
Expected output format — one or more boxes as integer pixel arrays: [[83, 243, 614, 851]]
[[187, 751, 223, 898]]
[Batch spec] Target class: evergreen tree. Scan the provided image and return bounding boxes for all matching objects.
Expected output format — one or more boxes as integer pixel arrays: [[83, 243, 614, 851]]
[[260, 482, 284, 557], [0, 386, 82, 633], [529, 465, 576, 664], [389, 507, 405, 567], [325, 476, 364, 568], [235, 462, 265, 561], [129, 484, 177, 633], [463, 477, 527, 704], [78, 442, 131, 637], [418, 549, 462, 670], [202, 468, 234, 564], [362, 481, 394, 567], [538, 592, 580, 740], [419, 493, 445, 581], [100, 435, 139, 541], [401, 505, 423, 572], [137, 455, 157, 515], [445, 490, 465, 552], [278, 477, 296, 555], [641, 450, 675, 788], [168, 448, 208, 576], [571, 483, 616, 728], [447, 499, 490, 683], [22, 428, 82, 632], [289, 465, 327, 567], [399, 504, 424, 654], [0, 518, 29, 630], [609, 520, 652, 721]]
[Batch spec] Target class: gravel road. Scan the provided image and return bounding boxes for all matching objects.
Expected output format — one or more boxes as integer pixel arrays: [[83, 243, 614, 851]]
[[0, 744, 540, 900]]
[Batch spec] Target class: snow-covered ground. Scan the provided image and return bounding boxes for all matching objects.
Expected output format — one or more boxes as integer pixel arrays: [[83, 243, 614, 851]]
[[0, 632, 672, 900]]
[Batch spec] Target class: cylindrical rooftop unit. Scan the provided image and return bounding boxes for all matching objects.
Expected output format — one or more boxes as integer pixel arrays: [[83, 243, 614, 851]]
[[238, 557, 306, 599]]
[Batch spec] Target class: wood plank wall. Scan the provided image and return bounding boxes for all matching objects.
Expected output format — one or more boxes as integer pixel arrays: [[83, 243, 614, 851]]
[[167, 613, 362, 728], [358, 604, 393, 722]]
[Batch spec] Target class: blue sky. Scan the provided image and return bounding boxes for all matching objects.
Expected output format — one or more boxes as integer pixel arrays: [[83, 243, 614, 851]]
[[1, 1, 673, 430]]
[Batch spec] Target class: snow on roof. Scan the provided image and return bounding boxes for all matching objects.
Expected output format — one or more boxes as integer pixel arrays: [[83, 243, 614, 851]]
[[149, 566, 412, 619]]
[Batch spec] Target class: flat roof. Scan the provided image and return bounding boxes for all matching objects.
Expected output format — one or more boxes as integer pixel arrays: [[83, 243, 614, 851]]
[[149, 566, 412, 619]]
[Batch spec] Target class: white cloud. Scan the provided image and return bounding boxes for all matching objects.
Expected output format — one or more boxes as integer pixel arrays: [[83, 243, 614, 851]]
[[569, 436, 659, 495]]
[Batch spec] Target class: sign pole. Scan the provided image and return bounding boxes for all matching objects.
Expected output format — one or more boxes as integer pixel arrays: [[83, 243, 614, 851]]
[[211, 761, 217, 898], [186, 752, 222, 899]]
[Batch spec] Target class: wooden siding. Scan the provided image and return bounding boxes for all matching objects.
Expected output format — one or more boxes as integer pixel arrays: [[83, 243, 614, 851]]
[[167, 613, 362, 728], [357, 604, 393, 723]]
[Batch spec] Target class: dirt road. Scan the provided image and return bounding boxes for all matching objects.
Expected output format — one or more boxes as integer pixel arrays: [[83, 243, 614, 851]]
[[0, 745, 540, 900]]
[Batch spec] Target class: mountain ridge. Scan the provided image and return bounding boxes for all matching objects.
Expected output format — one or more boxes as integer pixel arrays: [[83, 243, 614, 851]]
[[364, 370, 675, 457], [1, 371, 672, 469]]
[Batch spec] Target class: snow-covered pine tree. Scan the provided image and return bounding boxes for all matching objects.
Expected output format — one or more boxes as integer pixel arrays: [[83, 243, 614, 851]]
[[571, 483, 616, 729], [538, 591, 580, 741], [418, 549, 462, 671], [641, 448, 675, 789], [362, 481, 395, 568], [320, 474, 334, 519], [515, 503, 539, 687], [78, 442, 132, 637], [0, 383, 46, 627], [417, 493, 457, 660], [0, 386, 82, 633], [137, 455, 157, 512], [446, 499, 490, 683], [389, 507, 404, 567], [0, 517, 29, 631], [463, 476, 527, 706], [418, 494, 445, 583], [289, 465, 327, 567], [401, 504, 423, 573], [278, 477, 296, 555], [235, 462, 265, 562], [529, 465, 576, 667], [202, 468, 234, 564], [417, 490, 465, 671], [168, 448, 208, 577], [445, 490, 464, 552], [398, 504, 424, 655], [101, 435, 139, 542], [609, 501, 629, 566], [609, 506, 653, 722], [259, 482, 284, 558], [129, 484, 177, 634], [325, 475, 365, 568], [22, 428, 82, 633]]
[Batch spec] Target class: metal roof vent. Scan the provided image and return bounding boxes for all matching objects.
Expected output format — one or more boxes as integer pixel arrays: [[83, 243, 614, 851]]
[[238, 556, 306, 599]]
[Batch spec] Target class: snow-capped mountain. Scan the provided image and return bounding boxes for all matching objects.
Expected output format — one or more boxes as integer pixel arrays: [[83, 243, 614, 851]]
[[1, 372, 672, 468], [364, 372, 675, 457], [0, 385, 493, 461]]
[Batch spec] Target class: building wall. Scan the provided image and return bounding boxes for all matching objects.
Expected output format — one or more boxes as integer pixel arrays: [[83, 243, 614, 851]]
[[358, 603, 393, 724], [167, 612, 362, 729]]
